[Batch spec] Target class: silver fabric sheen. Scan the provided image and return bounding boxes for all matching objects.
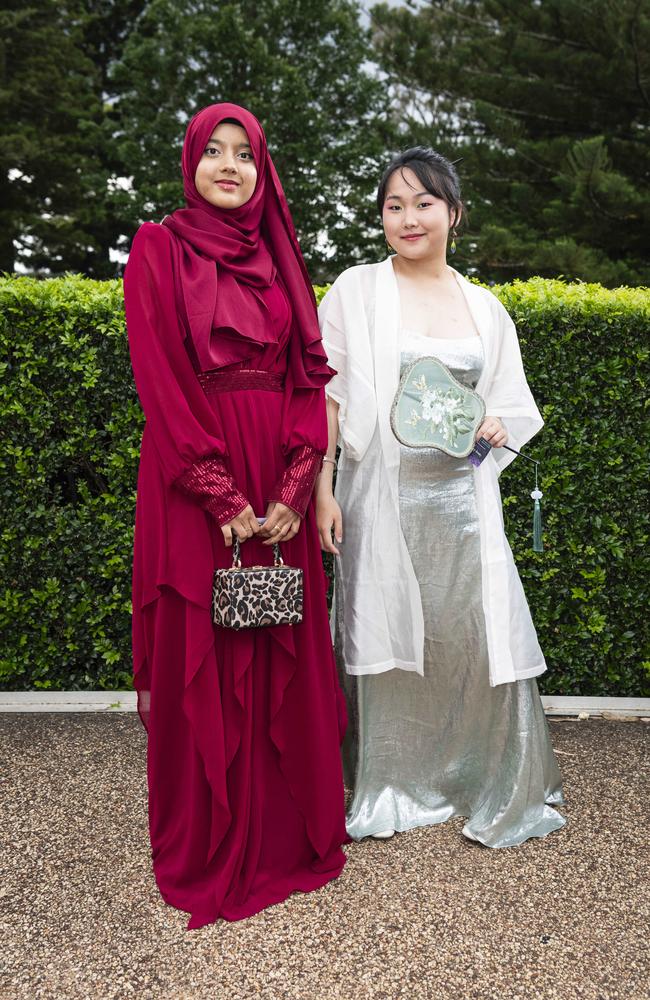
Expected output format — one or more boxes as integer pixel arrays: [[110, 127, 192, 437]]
[[337, 332, 566, 847]]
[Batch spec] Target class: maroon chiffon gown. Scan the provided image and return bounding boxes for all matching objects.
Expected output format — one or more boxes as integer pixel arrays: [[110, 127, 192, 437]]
[[124, 223, 348, 930]]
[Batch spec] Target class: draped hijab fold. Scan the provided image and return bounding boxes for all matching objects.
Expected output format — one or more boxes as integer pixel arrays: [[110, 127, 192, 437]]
[[161, 102, 333, 385]]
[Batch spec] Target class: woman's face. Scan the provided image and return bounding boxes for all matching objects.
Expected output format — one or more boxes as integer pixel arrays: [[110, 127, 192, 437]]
[[194, 122, 258, 209], [382, 166, 455, 261]]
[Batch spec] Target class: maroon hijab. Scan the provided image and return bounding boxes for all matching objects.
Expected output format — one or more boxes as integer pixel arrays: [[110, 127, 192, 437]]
[[162, 102, 332, 385]]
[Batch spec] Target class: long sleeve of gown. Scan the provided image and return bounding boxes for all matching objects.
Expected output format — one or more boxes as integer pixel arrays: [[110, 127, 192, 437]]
[[124, 223, 248, 525], [174, 457, 249, 525], [269, 441, 323, 517], [267, 336, 328, 517]]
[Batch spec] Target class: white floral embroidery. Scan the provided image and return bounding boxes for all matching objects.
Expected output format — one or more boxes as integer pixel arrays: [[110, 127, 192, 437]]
[[406, 374, 474, 446]]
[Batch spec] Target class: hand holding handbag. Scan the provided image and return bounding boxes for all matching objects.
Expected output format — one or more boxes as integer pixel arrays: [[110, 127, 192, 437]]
[[212, 536, 303, 629]]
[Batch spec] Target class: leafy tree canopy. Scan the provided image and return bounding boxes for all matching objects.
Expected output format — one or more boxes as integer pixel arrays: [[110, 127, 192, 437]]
[[0, 1, 148, 276], [2, 0, 391, 280], [371, 0, 650, 285], [109, 0, 392, 281]]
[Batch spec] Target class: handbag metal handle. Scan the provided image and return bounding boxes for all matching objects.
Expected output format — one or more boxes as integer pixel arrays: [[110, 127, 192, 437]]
[[231, 536, 284, 568]]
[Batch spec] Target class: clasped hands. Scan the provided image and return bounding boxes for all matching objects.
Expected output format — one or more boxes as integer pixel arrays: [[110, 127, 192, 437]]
[[221, 502, 301, 548]]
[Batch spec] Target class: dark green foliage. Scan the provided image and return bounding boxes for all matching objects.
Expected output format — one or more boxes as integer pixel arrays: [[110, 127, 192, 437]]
[[491, 279, 649, 696], [1, 276, 648, 693], [0, 1, 101, 274], [0, 276, 140, 689], [371, 0, 650, 287], [2, 0, 389, 280], [0, 0, 392, 280], [0, 0, 147, 277], [109, 0, 392, 282]]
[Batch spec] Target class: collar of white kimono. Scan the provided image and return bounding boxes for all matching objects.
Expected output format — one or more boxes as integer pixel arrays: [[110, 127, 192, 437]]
[[379, 257, 492, 339], [448, 266, 493, 343], [377, 257, 493, 351], [447, 268, 495, 401], [373, 258, 402, 475]]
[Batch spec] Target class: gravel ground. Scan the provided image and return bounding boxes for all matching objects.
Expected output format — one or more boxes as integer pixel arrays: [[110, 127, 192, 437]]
[[1, 713, 648, 1000]]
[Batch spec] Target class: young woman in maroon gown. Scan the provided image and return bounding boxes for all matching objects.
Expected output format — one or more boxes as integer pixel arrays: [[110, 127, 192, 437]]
[[123, 103, 348, 930]]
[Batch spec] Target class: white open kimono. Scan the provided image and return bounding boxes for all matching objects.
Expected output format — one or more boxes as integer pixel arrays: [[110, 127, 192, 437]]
[[319, 257, 547, 687]]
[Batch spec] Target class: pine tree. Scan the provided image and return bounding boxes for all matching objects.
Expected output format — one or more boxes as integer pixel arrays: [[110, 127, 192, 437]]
[[371, 0, 650, 285], [0, 1, 100, 273], [0, 0, 147, 276]]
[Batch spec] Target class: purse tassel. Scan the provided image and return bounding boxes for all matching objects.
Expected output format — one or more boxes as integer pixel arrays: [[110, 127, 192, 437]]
[[531, 488, 544, 553], [503, 445, 544, 553]]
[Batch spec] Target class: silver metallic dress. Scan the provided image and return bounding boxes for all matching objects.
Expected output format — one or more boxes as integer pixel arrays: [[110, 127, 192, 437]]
[[337, 331, 566, 848]]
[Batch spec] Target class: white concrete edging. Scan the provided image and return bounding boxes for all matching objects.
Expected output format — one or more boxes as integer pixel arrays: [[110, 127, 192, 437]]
[[0, 691, 138, 712], [0, 691, 649, 717], [541, 696, 650, 718]]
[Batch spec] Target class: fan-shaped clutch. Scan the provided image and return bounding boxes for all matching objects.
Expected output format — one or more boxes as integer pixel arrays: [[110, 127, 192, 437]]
[[390, 356, 486, 457]]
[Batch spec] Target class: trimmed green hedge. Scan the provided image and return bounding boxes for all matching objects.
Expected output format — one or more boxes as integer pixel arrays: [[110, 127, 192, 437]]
[[1, 275, 648, 694], [487, 279, 649, 696], [0, 276, 137, 690]]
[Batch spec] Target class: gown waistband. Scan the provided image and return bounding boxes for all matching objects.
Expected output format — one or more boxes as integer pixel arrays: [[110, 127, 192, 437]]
[[197, 370, 285, 394]]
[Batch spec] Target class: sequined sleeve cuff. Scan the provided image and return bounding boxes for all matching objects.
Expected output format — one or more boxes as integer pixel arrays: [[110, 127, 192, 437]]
[[269, 445, 324, 518], [175, 456, 249, 527]]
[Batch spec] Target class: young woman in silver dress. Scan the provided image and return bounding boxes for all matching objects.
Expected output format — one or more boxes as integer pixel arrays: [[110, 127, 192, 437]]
[[315, 148, 566, 847]]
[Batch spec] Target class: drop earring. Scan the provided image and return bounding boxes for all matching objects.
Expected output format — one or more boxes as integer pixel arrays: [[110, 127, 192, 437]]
[[450, 229, 457, 255]]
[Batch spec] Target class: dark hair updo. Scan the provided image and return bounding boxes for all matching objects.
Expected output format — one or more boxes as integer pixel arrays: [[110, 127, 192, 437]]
[[377, 147, 463, 228]]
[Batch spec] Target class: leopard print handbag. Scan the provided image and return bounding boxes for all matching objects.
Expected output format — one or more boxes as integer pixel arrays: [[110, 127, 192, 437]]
[[212, 537, 304, 629]]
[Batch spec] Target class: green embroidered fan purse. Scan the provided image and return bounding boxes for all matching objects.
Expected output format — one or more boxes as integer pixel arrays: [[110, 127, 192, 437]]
[[390, 355, 485, 457], [390, 354, 544, 551]]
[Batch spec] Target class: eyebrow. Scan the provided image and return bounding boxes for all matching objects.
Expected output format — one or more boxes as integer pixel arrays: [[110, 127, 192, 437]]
[[206, 139, 252, 149], [385, 191, 430, 201]]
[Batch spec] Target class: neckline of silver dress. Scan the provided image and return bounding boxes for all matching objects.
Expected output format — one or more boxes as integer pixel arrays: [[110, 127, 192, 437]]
[[400, 327, 481, 343]]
